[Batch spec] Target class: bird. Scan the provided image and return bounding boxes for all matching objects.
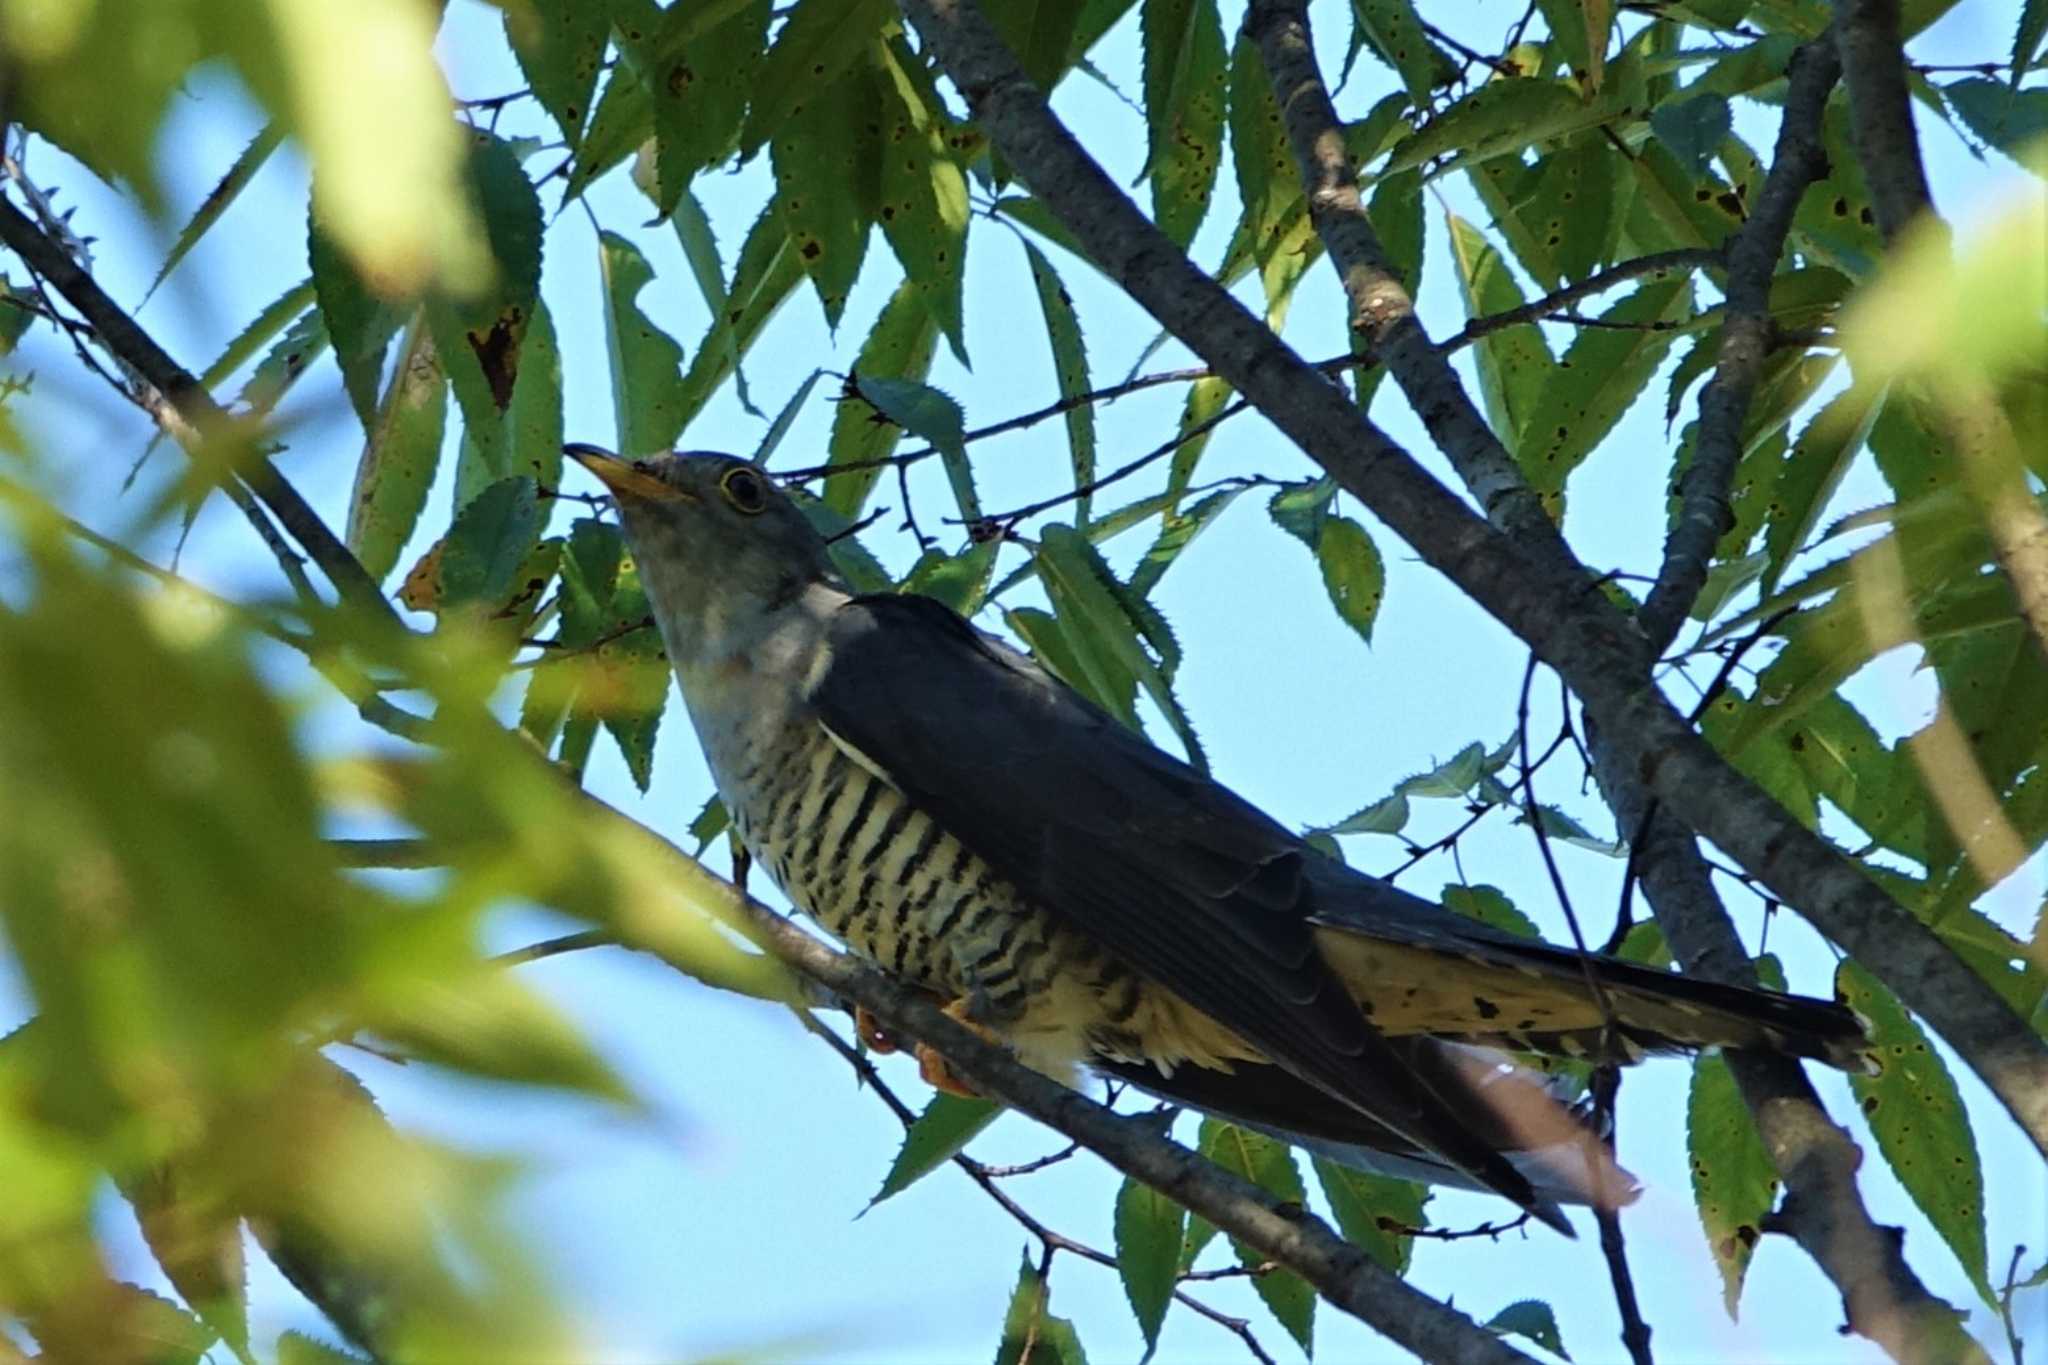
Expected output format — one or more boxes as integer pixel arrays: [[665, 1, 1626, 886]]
[[564, 443, 1868, 1233]]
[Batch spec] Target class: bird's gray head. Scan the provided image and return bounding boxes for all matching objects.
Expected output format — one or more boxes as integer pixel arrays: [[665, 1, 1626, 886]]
[[564, 444, 843, 668]]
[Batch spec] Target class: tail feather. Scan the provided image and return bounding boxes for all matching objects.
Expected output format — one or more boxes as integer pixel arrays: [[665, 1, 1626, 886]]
[[1308, 915, 1871, 1072], [1101, 1040, 1639, 1215]]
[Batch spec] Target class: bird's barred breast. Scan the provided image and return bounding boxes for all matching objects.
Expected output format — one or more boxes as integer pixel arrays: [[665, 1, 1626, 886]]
[[717, 723, 1258, 1077]]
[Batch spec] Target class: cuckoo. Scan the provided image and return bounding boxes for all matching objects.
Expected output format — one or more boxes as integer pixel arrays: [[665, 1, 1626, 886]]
[[566, 443, 1868, 1232]]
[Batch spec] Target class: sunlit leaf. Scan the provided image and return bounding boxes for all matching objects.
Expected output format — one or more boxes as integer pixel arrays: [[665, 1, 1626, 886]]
[[149, 121, 284, 299], [825, 281, 940, 517], [346, 312, 446, 581], [994, 1252, 1089, 1365], [869, 1093, 1001, 1206], [501, 0, 610, 147], [599, 231, 689, 458], [1113, 1175, 1182, 1352], [1688, 1050, 1777, 1316], [1142, 0, 1227, 249], [1838, 961, 1993, 1304], [1314, 1157, 1427, 1274], [772, 59, 880, 327]]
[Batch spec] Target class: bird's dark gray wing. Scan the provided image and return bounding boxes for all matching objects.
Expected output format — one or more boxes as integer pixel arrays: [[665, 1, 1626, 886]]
[[812, 593, 1566, 1226]]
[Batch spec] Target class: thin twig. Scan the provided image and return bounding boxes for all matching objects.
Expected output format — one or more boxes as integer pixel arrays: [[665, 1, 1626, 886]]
[[0, 191, 403, 629], [1590, 1068, 1654, 1365], [1436, 249, 1722, 353], [968, 399, 1253, 527]]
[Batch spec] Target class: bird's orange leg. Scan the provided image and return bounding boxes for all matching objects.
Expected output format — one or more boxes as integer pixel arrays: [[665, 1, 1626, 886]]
[[916, 998, 998, 1098], [854, 1005, 900, 1055]]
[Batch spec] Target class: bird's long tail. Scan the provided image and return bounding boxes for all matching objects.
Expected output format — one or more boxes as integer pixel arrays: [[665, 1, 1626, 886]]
[[1103, 1039, 1641, 1211], [1308, 914, 1872, 1072]]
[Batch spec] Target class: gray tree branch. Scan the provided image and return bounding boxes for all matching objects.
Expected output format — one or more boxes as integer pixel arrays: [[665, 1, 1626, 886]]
[[1245, 0, 1562, 553], [1589, 749, 1981, 1364], [895, 0, 2048, 1156], [1640, 37, 1840, 653]]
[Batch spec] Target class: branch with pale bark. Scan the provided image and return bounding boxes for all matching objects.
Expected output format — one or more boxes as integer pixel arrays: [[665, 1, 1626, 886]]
[[896, 0, 2048, 1166]]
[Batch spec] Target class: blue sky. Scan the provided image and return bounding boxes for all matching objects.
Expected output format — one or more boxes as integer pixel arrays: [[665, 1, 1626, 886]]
[[4, 0, 2043, 1361]]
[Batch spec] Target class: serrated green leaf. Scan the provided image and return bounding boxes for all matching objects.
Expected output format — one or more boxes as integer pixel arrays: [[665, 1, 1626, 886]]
[[620, 0, 769, 215], [1790, 107, 1884, 277], [875, 71, 971, 365], [1195, 1119, 1313, 1350], [755, 369, 826, 467], [825, 281, 940, 517], [854, 375, 979, 521], [1652, 92, 1733, 175], [1113, 1176, 1183, 1352], [1488, 1298, 1571, 1358], [1316, 791, 1410, 837], [1688, 1051, 1777, 1316], [2016, 0, 2048, 75], [1268, 477, 1337, 548], [441, 477, 541, 610], [1943, 78, 2048, 165], [347, 312, 446, 581], [1007, 604, 1136, 722], [1385, 79, 1598, 177], [1023, 242, 1098, 523], [870, 1093, 1001, 1206], [676, 205, 805, 428], [1539, 0, 1614, 88], [427, 133, 544, 455], [235, 306, 330, 417], [1315, 514, 1386, 643], [122, 1162, 249, 1356], [1519, 275, 1692, 495], [901, 542, 1001, 616], [454, 296, 563, 513], [1443, 883, 1540, 938], [279, 1329, 376, 1365], [989, 0, 1093, 89], [1783, 694, 1928, 862], [1038, 525, 1205, 768], [772, 60, 880, 327], [599, 231, 689, 458], [1229, 27, 1299, 259], [309, 220, 399, 434], [1447, 213, 1555, 456], [1838, 961, 1992, 1304], [149, 121, 283, 301], [994, 1252, 1089, 1365], [1759, 384, 1884, 598], [563, 59, 651, 203], [741, 0, 895, 156], [1165, 374, 1236, 506], [502, 0, 608, 147], [1313, 1157, 1427, 1274], [1130, 487, 1242, 598], [373, 965, 633, 1102], [1142, 0, 1227, 249], [1350, 0, 1452, 106]]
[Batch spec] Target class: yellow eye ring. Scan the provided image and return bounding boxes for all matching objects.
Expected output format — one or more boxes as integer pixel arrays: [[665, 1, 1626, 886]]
[[720, 466, 769, 515]]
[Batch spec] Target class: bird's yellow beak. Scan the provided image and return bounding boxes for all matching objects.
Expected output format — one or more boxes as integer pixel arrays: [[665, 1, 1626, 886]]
[[563, 443, 695, 503]]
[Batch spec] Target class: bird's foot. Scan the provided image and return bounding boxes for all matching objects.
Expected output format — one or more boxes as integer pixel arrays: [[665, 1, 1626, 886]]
[[916, 998, 997, 1098], [854, 1005, 901, 1055]]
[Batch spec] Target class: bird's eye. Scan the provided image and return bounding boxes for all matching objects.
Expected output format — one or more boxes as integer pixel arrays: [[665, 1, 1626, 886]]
[[720, 466, 769, 515]]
